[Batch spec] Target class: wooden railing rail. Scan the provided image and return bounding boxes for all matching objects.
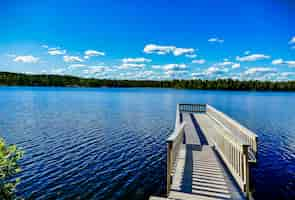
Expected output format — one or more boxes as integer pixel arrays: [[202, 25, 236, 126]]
[[209, 122, 251, 199], [166, 122, 185, 196], [178, 103, 207, 113], [175, 104, 181, 130], [206, 104, 258, 156]]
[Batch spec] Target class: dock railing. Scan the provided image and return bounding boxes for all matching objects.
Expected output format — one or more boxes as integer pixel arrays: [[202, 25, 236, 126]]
[[166, 122, 185, 195], [178, 103, 207, 113], [175, 104, 181, 129], [206, 105, 258, 158], [209, 124, 251, 198]]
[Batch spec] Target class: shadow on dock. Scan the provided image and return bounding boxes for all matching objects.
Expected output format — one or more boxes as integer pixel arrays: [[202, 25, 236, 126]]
[[190, 113, 208, 145]]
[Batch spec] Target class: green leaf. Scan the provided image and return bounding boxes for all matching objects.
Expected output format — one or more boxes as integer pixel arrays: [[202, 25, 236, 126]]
[[0, 136, 23, 200]]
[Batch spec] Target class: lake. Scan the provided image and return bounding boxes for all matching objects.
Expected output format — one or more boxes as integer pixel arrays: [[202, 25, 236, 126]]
[[0, 87, 294, 200]]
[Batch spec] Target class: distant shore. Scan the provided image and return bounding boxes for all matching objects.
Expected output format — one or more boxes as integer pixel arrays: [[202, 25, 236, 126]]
[[1, 71, 295, 91]]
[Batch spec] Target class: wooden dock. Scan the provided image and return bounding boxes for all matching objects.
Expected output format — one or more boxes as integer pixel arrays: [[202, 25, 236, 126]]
[[150, 104, 258, 200]]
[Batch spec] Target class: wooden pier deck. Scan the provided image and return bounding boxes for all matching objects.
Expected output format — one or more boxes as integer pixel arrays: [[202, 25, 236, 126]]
[[150, 104, 258, 200]]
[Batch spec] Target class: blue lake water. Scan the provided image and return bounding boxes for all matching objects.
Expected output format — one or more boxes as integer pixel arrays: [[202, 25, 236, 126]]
[[0, 87, 294, 200]]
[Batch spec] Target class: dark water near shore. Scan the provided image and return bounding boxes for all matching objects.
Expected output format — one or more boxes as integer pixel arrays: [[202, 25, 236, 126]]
[[0, 87, 294, 200]]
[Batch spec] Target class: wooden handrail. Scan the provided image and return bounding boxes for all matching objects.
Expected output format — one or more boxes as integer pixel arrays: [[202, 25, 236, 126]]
[[166, 122, 185, 196], [178, 103, 206, 113], [206, 104, 258, 156], [175, 104, 181, 129], [209, 121, 251, 198]]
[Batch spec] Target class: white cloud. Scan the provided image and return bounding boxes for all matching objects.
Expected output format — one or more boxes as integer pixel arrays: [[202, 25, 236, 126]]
[[191, 72, 205, 78], [185, 54, 197, 58], [272, 59, 284, 65], [272, 58, 295, 67], [51, 68, 66, 74], [163, 64, 187, 71], [43, 45, 66, 55], [63, 55, 84, 62], [236, 54, 270, 62], [212, 61, 240, 69], [149, 64, 188, 78], [119, 57, 151, 70], [83, 66, 110, 74], [84, 50, 105, 59], [173, 48, 194, 56], [141, 70, 154, 76], [190, 67, 230, 80], [132, 70, 158, 80], [192, 59, 206, 64], [85, 50, 105, 56], [14, 55, 39, 63], [22, 71, 34, 74], [164, 70, 188, 79], [205, 66, 229, 75], [244, 50, 251, 55], [286, 61, 295, 67], [244, 67, 276, 75], [143, 44, 174, 55], [232, 63, 240, 69], [122, 57, 151, 63], [68, 64, 86, 68], [241, 68, 279, 81], [115, 70, 166, 80], [190, 67, 285, 81], [118, 63, 146, 69], [151, 65, 161, 69], [208, 38, 224, 43], [280, 72, 295, 77], [41, 45, 49, 49], [215, 61, 234, 67], [143, 44, 195, 56], [48, 49, 66, 55], [289, 36, 295, 44]]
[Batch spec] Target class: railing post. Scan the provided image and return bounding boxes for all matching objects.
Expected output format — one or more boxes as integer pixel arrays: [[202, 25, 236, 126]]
[[167, 141, 173, 196], [242, 144, 250, 199], [176, 104, 180, 129], [254, 136, 258, 156]]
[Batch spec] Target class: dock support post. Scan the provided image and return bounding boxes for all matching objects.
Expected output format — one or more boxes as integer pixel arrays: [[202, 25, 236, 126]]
[[166, 142, 173, 197], [242, 144, 250, 199]]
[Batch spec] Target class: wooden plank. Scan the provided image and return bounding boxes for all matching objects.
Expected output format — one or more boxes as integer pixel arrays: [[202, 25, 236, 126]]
[[169, 190, 227, 200], [149, 196, 167, 200], [194, 114, 245, 188], [182, 112, 201, 145]]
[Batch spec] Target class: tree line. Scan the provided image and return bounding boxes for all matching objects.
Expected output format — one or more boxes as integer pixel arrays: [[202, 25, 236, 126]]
[[1, 71, 295, 91]]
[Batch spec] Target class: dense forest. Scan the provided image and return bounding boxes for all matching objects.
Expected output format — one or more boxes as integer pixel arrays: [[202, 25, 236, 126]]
[[1, 71, 295, 91]]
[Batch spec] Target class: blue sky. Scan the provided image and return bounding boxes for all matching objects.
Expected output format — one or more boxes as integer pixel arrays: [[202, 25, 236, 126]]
[[1, 0, 295, 80]]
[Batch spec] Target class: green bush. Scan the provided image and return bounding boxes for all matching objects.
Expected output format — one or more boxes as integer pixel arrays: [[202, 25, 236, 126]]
[[0, 137, 23, 200]]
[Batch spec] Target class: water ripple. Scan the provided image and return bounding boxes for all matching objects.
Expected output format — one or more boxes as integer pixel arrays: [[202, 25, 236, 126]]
[[0, 87, 294, 199]]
